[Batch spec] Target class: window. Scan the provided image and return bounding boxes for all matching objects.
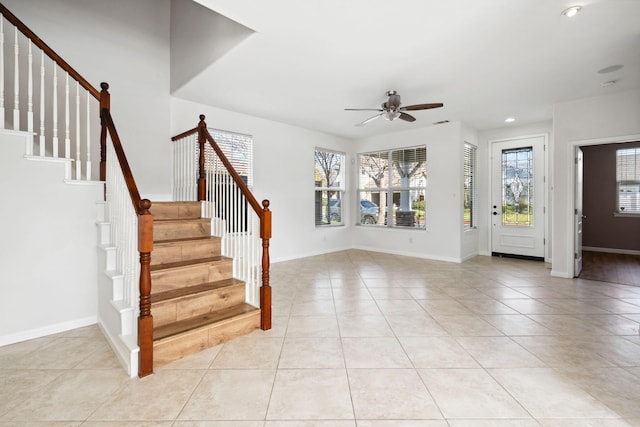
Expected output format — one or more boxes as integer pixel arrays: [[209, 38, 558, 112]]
[[207, 128, 253, 186], [617, 147, 640, 214], [463, 142, 477, 229], [315, 149, 345, 226], [358, 146, 426, 228], [501, 146, 534, 226]]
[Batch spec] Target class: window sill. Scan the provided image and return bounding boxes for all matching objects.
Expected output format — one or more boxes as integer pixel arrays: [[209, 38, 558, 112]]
[[613, 212, 640, 218], [356, 224, 427, 231]]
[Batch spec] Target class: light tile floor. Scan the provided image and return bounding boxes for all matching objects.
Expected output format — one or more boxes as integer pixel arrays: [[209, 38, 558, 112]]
[[2, 249, 640, 426]]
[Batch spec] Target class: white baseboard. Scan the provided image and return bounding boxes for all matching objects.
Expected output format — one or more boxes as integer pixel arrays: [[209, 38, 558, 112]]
[[352, 245, 462, 263], [583, 246, 640, 256], [0, 316, 97, 347], [271, 245, 352, 264]]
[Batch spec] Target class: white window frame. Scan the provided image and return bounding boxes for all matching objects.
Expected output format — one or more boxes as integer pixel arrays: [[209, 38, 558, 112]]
[[315, 148, 346, 226], [616, 147, 640, 215], [357, 146, 427, 229], [463, 142, 477, 229]]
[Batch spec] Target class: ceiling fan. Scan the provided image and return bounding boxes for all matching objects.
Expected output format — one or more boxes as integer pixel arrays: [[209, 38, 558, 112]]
[[345, 90, 443, 126]]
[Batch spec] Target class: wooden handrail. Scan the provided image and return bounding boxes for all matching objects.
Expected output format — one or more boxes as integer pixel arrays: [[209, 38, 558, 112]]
[[100, 107, 146, 214], [198, 116, 263, 216], [0, 2, 100, 100], [171, 126, 199, 142]]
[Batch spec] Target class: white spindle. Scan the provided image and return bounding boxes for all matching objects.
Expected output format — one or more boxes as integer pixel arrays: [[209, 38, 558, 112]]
[[39, 50, 45, 156], [75, 81, 81, 179], [52, 66, 58, 156], [106, 136, 138, 308], [13, 27, 19, 130], [27, 41, 33, 133], [0, 18, 5, 130], [86, 91, 91, 180], [64, 72, 70, 159]]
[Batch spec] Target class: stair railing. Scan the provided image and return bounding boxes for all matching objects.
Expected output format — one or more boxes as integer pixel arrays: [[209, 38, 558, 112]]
[[0, 3, 154, 378], [0, 3, 102, 181], [172, 115, 272, 330], [100, 99, 153, 378]]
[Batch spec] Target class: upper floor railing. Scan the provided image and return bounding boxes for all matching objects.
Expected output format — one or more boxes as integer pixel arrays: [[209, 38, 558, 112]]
[[0, 2, 103, 181]]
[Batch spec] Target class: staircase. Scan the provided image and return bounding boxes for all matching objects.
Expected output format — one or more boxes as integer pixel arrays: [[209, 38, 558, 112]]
[[149, 201, 261, 367], [2, 3, 272, 377]]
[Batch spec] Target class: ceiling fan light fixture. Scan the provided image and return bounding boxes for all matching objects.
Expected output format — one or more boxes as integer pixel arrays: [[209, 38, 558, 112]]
[[384, 111, 401, 121], [561, 5, 582, 17]]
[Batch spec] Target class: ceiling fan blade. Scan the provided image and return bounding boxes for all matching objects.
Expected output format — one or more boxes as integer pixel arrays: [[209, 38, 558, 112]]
[[399, 112, 416, 122], [400, 103, 444, 111], [345, 108, 384, 112], [356, 113, 383, 126]]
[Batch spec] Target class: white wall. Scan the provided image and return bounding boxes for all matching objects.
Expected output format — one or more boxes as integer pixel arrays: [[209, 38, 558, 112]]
[[351, 122, 465, 262], [171, 97, 354, 262], [552, 89, 640, 277], [0, 132, 103, 345], [461, 124, 480, 261], [477, 121, 553, 259], [3, 0, 173, 200]]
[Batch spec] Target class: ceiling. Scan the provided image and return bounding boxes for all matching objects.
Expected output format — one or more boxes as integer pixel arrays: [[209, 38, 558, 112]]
[[172, 0, 640, 139]]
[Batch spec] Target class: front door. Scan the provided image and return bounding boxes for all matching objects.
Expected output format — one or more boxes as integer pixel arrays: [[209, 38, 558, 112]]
[[491, 136, 545, 259]]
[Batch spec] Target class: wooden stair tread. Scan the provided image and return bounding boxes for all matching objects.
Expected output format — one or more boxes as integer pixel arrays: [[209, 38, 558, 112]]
[[153, 303, 259, 341], [154, 218, 210, 224], [151, 278, 244, 303], [152, 201, 200, 206], [154, 236, 220, 245], [150, 256, 228, 272]]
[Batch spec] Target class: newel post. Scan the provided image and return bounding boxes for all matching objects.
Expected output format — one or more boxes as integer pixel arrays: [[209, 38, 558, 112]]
[[99, 82, 110, 183], [197, 114, 207, 201], [138, 199, 154, 378], [260, 199, 272, 330]]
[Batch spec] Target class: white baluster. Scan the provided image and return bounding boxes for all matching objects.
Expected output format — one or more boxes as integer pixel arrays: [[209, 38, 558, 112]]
[[13, 27, 19, 130], [39, 50, 45, 156], [0, 18, 5, 130], [27, 41, 33, 133], [64, 72, 70, 159], [75, 81, 81, 179], [52, 66, 58, 157], [86, 91, 91, 180]]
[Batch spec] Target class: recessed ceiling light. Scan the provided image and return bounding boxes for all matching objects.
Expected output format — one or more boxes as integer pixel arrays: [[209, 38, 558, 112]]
[[561, 5, 582, 17], [598, 64, 623, 74], [505, 117, 516, 123]]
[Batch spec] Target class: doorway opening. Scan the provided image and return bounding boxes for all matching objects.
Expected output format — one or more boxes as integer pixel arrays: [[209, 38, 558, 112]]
[[572, 137, 640, 281]]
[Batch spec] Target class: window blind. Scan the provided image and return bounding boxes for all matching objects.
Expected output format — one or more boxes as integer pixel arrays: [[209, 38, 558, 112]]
[[463, 142, 477, 229], [207, 128, 253, 187], [617, 147, 640, 214]]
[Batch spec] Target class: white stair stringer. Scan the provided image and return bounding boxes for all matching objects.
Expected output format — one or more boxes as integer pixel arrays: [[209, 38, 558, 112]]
[[96, 205, 139, 378]]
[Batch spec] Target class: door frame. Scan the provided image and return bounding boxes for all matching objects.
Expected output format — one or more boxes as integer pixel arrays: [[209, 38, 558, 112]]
[[488, 133, 550, 262], [568, 133, 640, 277]]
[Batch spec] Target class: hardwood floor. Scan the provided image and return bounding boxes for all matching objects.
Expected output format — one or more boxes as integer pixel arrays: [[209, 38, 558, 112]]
[[580, 251, 640, 286]]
